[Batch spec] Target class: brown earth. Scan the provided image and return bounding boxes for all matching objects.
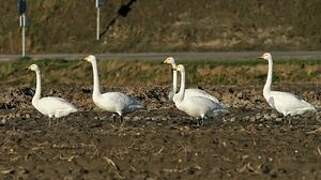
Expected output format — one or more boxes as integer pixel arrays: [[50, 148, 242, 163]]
[[1, 59, 321, 179], [1, 84, 321, 179], [1, 0, 321, 53]]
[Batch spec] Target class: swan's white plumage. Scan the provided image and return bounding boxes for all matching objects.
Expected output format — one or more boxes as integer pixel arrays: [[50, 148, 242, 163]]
[[29, 64, 77, 118], [175, 95, 224, 118], [93, 92, 143, 116], [184, 88, 220, 103], [173, 64, 226, 121], [259, 52, 316, 116], [84, 55, 143, 116], [266, 91, 315, 116], [163, 57, 220, 104], [33, 97, 77, 118]]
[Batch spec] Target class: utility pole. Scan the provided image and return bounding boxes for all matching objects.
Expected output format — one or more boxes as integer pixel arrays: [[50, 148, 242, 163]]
[[21, 14, 26, 57], [17, 0, 27, 57], [96, 0, 104, 40], [97, 6, 100, 40]]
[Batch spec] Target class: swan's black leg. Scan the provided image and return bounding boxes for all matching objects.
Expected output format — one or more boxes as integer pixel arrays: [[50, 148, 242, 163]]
[[48, 118, 52, 127], [56, 118, 59, 126], [196, 117, 204, 127], [199, 118, 204, 127], [286, 115, 292, 126], [120, 115, 124, 124], [299, 114, 307, 128], [194, 118, 199, 126], [112, 113, 117, 123]]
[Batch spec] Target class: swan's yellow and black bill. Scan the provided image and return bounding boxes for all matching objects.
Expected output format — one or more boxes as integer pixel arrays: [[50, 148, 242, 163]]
[[163, 59, 168, 64], [82, 57, 89, 62], [163, 57, 171, 64], [258, 55, 264, 59]]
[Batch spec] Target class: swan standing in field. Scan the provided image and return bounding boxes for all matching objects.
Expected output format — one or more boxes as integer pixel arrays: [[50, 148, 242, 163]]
[[259, 52, 316, 116], [163, 57, 221, 104], [173, 64, 226, 125], [28, 64, 77, 126], [83, 55, 143, 122]]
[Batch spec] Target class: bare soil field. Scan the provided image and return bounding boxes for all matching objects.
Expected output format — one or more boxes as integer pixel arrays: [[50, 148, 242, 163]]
[[1, 84, 321, 180], [1, 59, 321, 179]]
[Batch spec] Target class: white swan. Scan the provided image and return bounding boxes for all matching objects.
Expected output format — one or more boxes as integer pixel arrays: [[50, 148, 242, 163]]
[[28, 64, 77, 122], [83, 55, 143, 122], [259, 52, 316, 116], [163, 57, 221, 104], [173, 64, 226, 125]]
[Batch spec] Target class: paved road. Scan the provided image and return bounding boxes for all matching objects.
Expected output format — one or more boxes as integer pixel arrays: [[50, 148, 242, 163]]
[[1, 51, 321, 61]]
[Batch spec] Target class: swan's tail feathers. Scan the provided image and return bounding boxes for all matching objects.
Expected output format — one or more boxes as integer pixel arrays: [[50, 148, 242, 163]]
[[208, 108, 229, 118], [130, 101, 145, 111], [310, 105, 317, 112], [216, 103, 229, 113], [304, 105, 317, 113], [67, 103, 78, 113], [219, 102, 229, 109], [55, 106, 78, 118], [135, 104, 145, 110], [67, 106, 78, 115], [70, 106, 78, 113], [219, 108, 230, 114], [289, 101, 317, 116], [213, 108, 229, 115], [301, 100, 316, 112]]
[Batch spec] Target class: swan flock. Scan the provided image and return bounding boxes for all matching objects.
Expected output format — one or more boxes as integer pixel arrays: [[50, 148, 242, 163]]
[[26, 53, 316, 125]]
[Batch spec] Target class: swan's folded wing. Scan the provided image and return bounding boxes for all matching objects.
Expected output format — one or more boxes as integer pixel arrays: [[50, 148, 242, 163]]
[[102, 92, 143, 109], [183, 96, 225, 117], [40, 97, 77, 111], [271, 91, 314, 110], [186, 88, 220, 104]]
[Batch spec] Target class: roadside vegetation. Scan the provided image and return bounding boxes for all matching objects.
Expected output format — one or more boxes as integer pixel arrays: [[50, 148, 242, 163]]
[[1, 0, 321, 53], [1, 58, 321, 88]]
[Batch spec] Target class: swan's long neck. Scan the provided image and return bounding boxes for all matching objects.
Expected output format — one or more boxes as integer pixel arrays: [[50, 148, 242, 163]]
[[176, 68, 185, 102], [91, 60, 101, 96], [172, 64, 177, 93], [264, 58, 273, 96], [32, 70, 41, 102]]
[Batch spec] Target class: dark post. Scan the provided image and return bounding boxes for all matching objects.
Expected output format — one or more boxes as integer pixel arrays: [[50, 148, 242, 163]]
[[17, 0, 27, 57], [17, 0, 27, 15]]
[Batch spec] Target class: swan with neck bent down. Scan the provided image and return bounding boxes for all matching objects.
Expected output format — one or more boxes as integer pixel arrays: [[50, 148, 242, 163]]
[[173, 64, 227, 125], [163, 57, 223, 105], [29, 64, 77, 120], [83, 55, 143, 121], [259, 52, 316, 116]]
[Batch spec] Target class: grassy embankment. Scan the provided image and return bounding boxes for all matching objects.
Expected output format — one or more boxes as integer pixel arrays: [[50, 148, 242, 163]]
[[1, 0, 321, 53], [1, 59, 321, 88]]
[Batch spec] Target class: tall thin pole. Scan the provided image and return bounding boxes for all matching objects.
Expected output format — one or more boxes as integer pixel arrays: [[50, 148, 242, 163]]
[[96, 7, 100, 40], [22, 14, 26, 57]]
